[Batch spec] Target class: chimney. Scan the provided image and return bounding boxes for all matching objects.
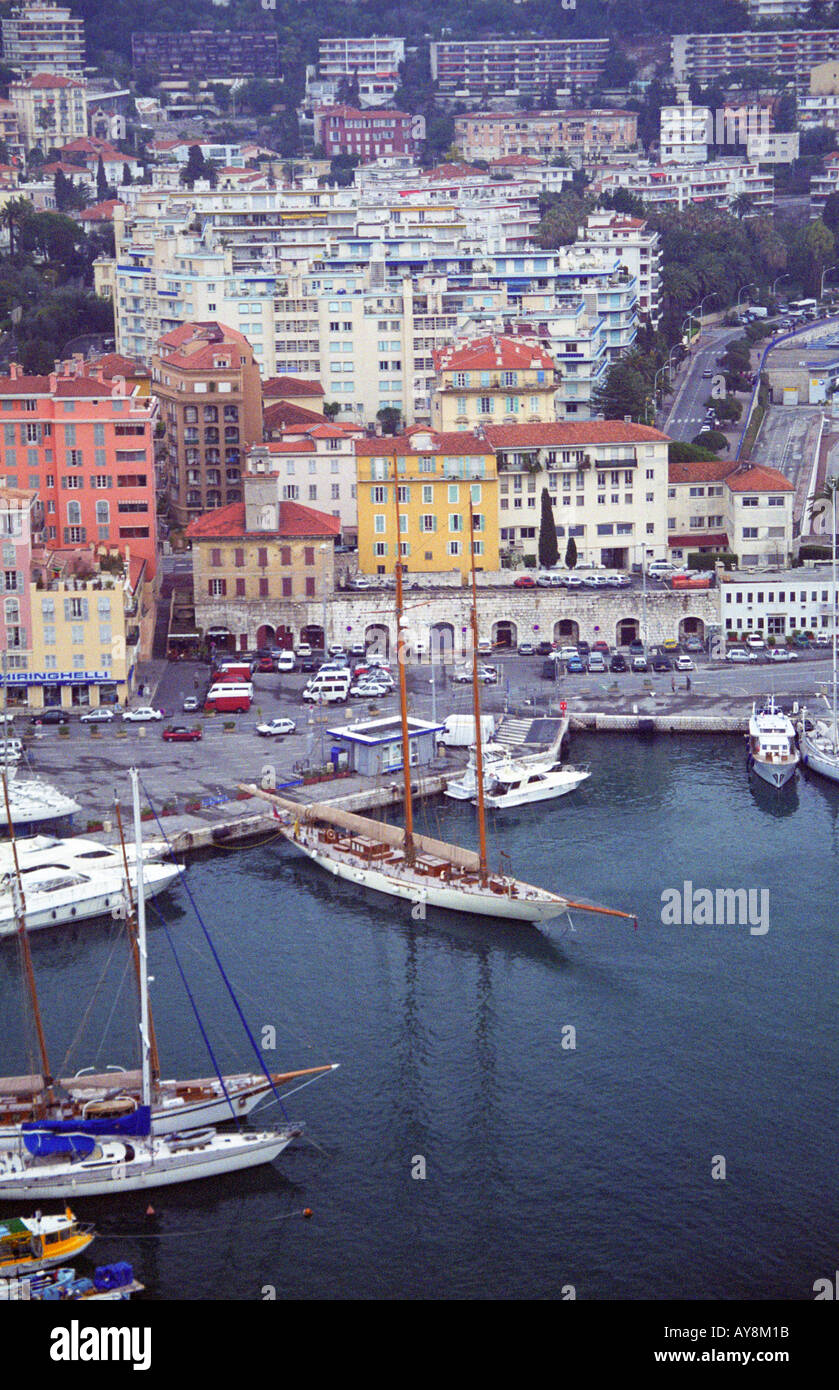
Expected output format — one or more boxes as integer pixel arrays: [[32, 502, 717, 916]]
[[9, 362, 19, 380]]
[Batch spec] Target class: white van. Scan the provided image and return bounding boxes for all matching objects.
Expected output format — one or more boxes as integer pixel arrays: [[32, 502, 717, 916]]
[[276, 652, 295, 673], [302, 671, 351, 703], [437, 714, 496, 748]]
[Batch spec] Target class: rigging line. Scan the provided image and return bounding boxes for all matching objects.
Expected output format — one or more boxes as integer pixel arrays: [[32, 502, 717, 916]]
[[92, 954, 135, 1070], [248, 1064, 341, 1113], [138, 775, 291, 1122], [59, 922, 130, 1075], [144, 895, 242, 1128]]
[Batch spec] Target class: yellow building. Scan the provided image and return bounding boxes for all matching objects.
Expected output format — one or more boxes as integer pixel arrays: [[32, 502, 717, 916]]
[[430, 334, 561, 433], [355, 429, 499, 579]]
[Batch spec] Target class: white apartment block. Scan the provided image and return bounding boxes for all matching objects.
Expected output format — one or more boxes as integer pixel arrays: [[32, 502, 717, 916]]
[[799, 92, 839, 131], [720, 566, 835, 638], [667, 461, 794, 568], [246, 431, 359, 542], [483, 422, 671, 569], [1, 3, 84, 77], [555, 245, 638, 361], [9, 72, 86, 151], [746, 131, 799, 164], [578, 212, 662, 330], [660, 105, 710, 164], [745, 0, 810, 19], [318, 35, 405, 78], [672, 31, 839, 93], [453, 109, 638, 163], [810, 153, 839, 213], [106, 216, 276, 375], [592, 159, 773, 213]]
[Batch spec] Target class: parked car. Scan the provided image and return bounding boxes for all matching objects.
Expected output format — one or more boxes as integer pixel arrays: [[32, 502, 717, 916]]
[[256, 718, 297, 737], [675, 656, 694, 671], [182, 695, 200, 712], [29, 708, 69, 725], [80, 707, 116, 723], [592, 641, 610, 654], [558, 646, 578, 662], [577, 641, 591, 658], [296, 643, 313, 658], [276, 652, 295, 673], [350, 643, 366, 657], [518, 641, 535, 655], [815, 633, 830, 647], [162, 725, 202, 742], [256, 656, 276, 673], [300, 655, 317, 672], [662, 639, 680, 652], [123, 707, 164, 721], [652, 655, 672, 672], [535, 641, 554, 656], [632, 655, 648, 672], [725, 647, 758, 663], [587, 653, 607, 673], [513, 575, 536, 588], [683, 636, 704, 653], [629, 639, 645, 656], [351, 681, 391, 698], [566, 657, 585, 674], [746, 635, 766, 650], [767, 648, 797, 663], [610, 654, 628, 673], [477, 639, 492, 655], [328, 644, 346, 657], [790, 633, 813, 648], [479, 664, 498, 684], [452, 667, 473, 684]]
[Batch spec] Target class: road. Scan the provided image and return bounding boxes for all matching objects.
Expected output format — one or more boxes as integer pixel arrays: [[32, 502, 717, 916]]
[[750, 406, 823, 525], [660, 326, 743, 442]]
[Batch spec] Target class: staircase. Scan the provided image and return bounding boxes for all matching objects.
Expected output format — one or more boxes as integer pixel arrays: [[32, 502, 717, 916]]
[[493, 717, 537, 749]]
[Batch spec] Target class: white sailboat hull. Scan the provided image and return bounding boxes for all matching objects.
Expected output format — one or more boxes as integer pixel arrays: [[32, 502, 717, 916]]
[[799, 732, 839, 783], [0, 1129, 296, 1199], [483, 768, 590, 809], [296, 837, 568, 923]]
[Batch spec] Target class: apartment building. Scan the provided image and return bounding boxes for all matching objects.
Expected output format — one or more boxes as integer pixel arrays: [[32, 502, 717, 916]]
[[671, 31, 839, 93], [130, 31, 280, 81], [592, 159, 773, 213], [667, 460, 793, 567], [151, 322, 263, 530], [186, 484, 339, 654], [430, 38, 609, 100], [0, 98, 23, 159], [247, 424, 360, 544], [9, 73, 86, 151], [313, 106, 418, 160], [719, 566, 835, 638], [318, 35, 405, 78], [555, 246, 638, 361], [1, 3, 85, 78], [0, 486, 147, 710], [810, 152, 839, 213], [578, 212, 662, 329], [484, 422, 670, 569], [454, 109, 638, 163], [799, 90, 839, 132], [660, 105, 712, 164], [430, 336, 561, 432], [746, 0, 811, 20], [0, 361, 157, 578], [355, 431, 500, 578], [105, 217, 275, 377]]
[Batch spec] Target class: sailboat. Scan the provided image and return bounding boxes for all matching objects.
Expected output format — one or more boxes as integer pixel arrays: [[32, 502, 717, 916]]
[[0, 781, 336, 1145], [243, 473, 637, 931], [799, 482, 839, 783], [0, 769, 305, 1199]]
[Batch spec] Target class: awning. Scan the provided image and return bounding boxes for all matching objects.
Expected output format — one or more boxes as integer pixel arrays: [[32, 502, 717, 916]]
[[668, 532, 729, 548]]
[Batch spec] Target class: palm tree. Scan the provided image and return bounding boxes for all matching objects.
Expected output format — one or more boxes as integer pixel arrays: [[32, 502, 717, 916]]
[[1, 195, 34, 258], [732, 194, 754, 220]]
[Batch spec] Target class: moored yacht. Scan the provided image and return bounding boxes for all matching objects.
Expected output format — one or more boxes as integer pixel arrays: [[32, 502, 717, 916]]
[[482, 760, 591, 810], [0, 775, 80, 838], [747, 699, 799, 789]]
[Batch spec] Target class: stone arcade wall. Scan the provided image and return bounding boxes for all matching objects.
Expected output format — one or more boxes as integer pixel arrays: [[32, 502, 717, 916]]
[[195, 587, 719, 654]]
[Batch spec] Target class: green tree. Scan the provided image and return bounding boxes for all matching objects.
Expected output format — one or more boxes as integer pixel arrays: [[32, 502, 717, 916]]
[[1, 195, 34, 258], [96, 156, 108, 202], [593, 354, 652, 421], [322, 401, 341, 420], [775, 88, 797, 133], [565, 536, 577, 570], [538, 488, 558, 569], [377, 406, 401, 436], [181, 144, 207, 189]]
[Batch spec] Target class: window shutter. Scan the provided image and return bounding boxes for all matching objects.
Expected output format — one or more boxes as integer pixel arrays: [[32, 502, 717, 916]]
[[432, 516, 437, 532], [18, 423, 25, 446], [64, 597, 72, 620], [82, 597, 89, 620]]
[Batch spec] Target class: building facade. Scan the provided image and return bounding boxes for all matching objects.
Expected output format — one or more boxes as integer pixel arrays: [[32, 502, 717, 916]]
[[430, 336, 561, 432], [454, 109, 638, 163], [247, 425, 360, 543], [318, 35, 405, 79], [719, 565, 835, 638], [1, 3, 85, 78], [355, 430, 500, 579], [430, 38, 609, 100], [0, 362, 157, 578], [578, 212, 662, 329], [152, 322, 263, 530], [313, 106, 418, 160], [667, 460, 794, 567], [130, 31, 280, 81], [9, 73, 86, 151], [671, 30, 839, 92]]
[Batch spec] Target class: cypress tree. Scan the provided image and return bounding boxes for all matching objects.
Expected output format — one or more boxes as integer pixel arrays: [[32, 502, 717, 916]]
[[565, 536, 578, 570], [538, 487, 558, 568]]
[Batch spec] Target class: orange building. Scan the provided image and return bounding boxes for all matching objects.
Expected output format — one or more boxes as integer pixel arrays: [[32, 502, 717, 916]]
[[0, 360, 157, 578]]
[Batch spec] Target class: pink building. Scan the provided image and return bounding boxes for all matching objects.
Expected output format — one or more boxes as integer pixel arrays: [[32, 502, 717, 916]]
[[0, 361, 158, 579], [0, 486, 36, 674]]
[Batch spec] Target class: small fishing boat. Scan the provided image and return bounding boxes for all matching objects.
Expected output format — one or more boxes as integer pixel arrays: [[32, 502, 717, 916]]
[[0, 1208, 94, 1277]]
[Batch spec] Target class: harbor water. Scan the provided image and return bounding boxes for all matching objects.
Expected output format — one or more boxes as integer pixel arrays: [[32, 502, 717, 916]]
[[0, 733, 836, 1300]]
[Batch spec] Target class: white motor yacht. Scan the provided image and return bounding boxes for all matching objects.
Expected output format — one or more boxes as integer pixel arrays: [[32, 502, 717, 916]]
[[747, 699, 799, 789], [482, 760, 591, 809]]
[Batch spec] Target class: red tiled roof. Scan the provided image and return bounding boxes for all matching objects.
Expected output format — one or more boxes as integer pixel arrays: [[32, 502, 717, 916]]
[[22, 74, 81, 89], [259, 439, 316, 454], [158, 321, 254, 370], [434, 335, 557, 373], [185, 500, 340, 540], [668, 460, 738, 485], [78, 199, 122, 222], [263, 400, 327, 430], [484, 421, 670, 446], [426, 162, 484, 181], [356, 430, 492, 457], [668, 532, 730, 548], [725, 464, 793, 492], [262, 376, 325, 399], [83, 353, 150, 380]]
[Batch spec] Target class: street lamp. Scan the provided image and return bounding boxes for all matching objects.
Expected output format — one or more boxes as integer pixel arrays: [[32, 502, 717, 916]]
[[653, 364, 669, 405], [320, 543, 330, 651], [682, 310, 699, 342], [771, 272, 790, 298], [694, 292, 717, 321], [736, 282, 756, 311], [667, 344, 681, 380], [820, 264, 838, 299]]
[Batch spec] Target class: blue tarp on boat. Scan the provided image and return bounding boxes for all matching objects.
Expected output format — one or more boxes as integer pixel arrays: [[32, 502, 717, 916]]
[[22, 1105, 151, 1140], [22, 1131, 97, 1157]]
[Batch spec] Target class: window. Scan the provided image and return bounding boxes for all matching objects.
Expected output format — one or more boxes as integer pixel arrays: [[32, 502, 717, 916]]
[[235, 578, 246, 597], [448, 540, 461, 556], [209, 578, 227, 596], [305, 577, 316, 597]]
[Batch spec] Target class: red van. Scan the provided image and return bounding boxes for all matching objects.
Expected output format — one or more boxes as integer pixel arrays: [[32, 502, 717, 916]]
[[204, 681, 253, 713]]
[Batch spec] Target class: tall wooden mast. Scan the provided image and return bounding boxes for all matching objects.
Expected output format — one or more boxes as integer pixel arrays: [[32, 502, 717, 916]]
[[1, 770, 54, 1108], [468, 501, 489, 882], [392, 457, 415, 859]]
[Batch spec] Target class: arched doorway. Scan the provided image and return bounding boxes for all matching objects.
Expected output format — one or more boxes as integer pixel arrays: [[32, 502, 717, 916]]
[[430, 621, 455, 663], [493, 619, 517, 649], [554, 618, 579, 644], [301, 623, 324, 648], [679, 616, 705, 641], [617, 617, 640, 646], [256, 623, 275, 650], [275, 623, 294, 651], [365, 623, 390, 658]]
